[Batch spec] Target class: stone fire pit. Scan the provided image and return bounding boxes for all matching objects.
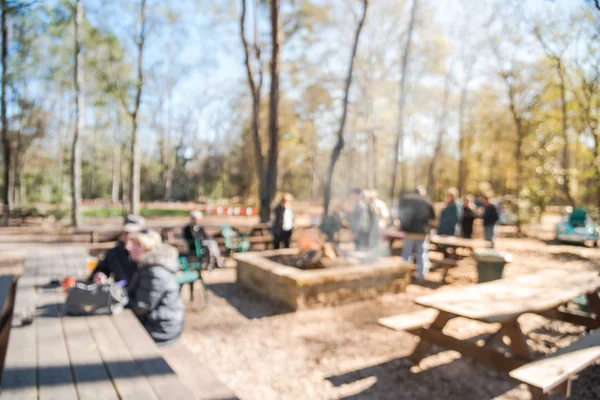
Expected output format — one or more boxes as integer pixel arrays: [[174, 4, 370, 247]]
[[234, 248, 414, 310]]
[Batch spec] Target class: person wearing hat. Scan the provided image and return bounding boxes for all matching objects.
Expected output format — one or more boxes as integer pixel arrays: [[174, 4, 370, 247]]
[[183, 210, 223, 268], [88, 214, 146, 285]]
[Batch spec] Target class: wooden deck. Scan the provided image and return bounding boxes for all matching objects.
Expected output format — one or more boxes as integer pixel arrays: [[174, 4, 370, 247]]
[[2, 246, 237, 400]]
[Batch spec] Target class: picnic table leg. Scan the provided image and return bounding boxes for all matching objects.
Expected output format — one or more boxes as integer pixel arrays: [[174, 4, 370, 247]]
[[501, 319, 531, 361], [410, 311, 451, 363], [529, 387, 549, 400], [586, 292, 600, 318]]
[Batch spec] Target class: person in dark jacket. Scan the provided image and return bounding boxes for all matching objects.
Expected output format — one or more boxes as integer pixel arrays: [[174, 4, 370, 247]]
[[399, 186, 436, 281], [437, 188, 462, 236], [88, 214, 145, 285], [127, 230, 184, 346], [272, 193, 294, 249], [482, 196, 500, 246], [461, 196, 476, 239], [183, 210, 223, 268]]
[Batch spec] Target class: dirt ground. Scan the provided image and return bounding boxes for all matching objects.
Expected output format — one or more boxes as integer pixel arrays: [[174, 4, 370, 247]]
[[2, 213, 600, 400], [179, 236, 600, 400]]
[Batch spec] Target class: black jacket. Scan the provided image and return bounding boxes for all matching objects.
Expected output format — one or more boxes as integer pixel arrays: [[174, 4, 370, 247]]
[[183, 224, 209, 253], [399, 194, 435, 235], [273, 204, 293, 234], [461, 206, 476, 238], [88, 241, 136, 285], [128, 244, 185, 345], [483, 204, 499, 226]]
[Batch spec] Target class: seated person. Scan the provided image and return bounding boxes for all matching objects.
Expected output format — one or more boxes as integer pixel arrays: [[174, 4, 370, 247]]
[[126, 230, 184, 346], [183, 210, 223, 268], [88, 214, 145, 285]]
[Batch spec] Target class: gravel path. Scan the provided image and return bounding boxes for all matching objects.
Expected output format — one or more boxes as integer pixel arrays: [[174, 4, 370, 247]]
[[179, 237, 600, 400]]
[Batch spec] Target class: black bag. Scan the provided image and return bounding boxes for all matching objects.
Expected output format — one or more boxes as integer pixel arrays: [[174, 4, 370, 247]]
[[65, 282, 128, 316]]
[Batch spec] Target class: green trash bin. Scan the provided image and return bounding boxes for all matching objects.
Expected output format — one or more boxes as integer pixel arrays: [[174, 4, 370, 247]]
[[472, 249, 512, 283]]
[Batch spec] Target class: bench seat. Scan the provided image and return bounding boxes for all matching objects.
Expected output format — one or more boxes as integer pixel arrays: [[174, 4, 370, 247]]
[[159, 341, 239, 400], [378, 308, 439, 331], [509, 329, 600, 399]]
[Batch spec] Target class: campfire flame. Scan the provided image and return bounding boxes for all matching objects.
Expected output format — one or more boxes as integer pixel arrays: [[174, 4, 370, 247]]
[[299, 235, 321, 252]]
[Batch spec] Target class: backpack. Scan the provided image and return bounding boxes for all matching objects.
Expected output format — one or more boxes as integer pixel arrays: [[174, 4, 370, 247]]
[[65, 282, 128, 316]]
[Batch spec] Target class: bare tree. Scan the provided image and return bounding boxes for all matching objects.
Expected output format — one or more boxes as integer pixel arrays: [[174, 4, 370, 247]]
[[323, 0, 369, 217], [266, 0, 281, 216], [71, 0, 84, 227], [240, 0, 268, 220], [534, 26, 574, 206], [389, 0, 418, 203], [127, 0, 146, 215], [427, 66, 453, 197], [1, 0, 10, 222]]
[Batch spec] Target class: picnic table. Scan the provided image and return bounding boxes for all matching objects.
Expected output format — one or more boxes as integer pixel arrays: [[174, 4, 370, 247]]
[[2, 246, 235, 399], [380, 268, 600, 398], [412, 269, 600, 397], [382, 232, 492, 282], [429, 234, 492, 259]]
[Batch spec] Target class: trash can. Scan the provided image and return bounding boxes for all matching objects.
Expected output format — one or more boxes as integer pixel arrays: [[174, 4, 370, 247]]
[[472, 249, 512, 283]]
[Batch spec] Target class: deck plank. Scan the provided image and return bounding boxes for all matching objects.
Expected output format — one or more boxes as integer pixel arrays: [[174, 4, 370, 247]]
[[35, 256, 78, 400], [2, 262, 37, 400], [62, 315, 120, 400], [87, 315, 160, 400], [112, 312, 195, 400]]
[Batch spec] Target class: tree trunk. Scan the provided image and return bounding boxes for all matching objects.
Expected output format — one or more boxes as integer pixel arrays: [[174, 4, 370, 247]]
[[1, 0, 11, 223], [390, 0, 418, 203], [427, 68, 452, 198], [457, 84, 469, 196], [322, 0, 369, 217], [111, 109, 121, 203], [71, 0, 84, 227], [266, 0, 281, 218], [240, 0, 268, 221], [507, 84, 523, 233], [128, 0, 146, 216], [557, 59, 574, 206]]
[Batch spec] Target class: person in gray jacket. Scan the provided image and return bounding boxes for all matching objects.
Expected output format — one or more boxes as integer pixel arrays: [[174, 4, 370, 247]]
[[127, 230, 184, 346]]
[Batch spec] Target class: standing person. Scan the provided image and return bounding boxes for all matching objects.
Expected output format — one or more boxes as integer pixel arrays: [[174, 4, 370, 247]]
[[367, 190, 390, 253], [399, 186, 436, 282], [273, 193, 295, 249], [127, 230, 185, 346], [351, 190, 375, 251], [183, 210, 223, 268], [482, 196, 500, 246], [461, 196, 476, 239], [437, 187, 462, 236], [88, 214, 145, 285]]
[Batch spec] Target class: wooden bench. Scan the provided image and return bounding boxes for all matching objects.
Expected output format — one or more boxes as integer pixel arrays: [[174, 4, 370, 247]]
[[1, 208, 47, 225], [509, 329, 600, 400], [378, 309, 439, 332], [159, 341, 239, 400], [0, 275, 16, 381]]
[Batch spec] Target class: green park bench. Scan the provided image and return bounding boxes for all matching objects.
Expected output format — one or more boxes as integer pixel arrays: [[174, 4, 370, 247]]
[[177, 239, 208, 303], [220, 225, 251, 256]]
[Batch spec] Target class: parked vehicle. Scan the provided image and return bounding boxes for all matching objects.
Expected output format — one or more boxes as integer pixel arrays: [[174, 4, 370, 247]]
[[555, 208, 599, 247]]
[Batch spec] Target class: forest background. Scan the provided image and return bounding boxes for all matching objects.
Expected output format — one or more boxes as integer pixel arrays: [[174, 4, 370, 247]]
[[2, 0, 600, 226]]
